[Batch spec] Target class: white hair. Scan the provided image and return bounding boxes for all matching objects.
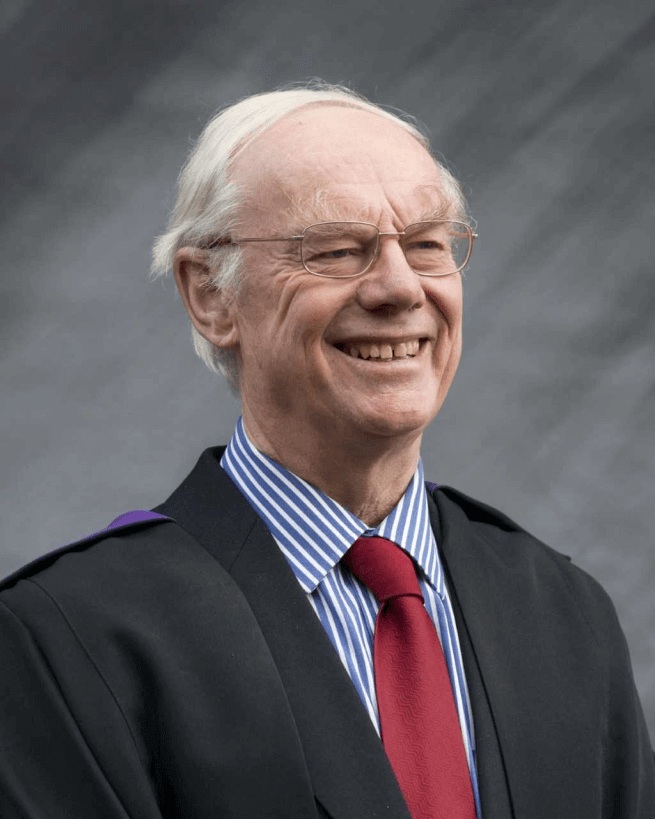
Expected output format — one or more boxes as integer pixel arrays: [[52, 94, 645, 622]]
[[150, 81, 466, 388]]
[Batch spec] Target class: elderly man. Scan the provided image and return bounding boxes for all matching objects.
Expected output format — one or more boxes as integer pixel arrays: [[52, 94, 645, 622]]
[[1, 84, 653, 818]]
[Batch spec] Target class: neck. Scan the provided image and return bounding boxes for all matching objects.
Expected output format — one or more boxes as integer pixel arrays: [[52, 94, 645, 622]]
[[241, 413, 423, 526]]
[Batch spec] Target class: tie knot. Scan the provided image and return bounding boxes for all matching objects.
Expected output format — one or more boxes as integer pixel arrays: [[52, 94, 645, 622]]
[[343, 536, 423, 603]]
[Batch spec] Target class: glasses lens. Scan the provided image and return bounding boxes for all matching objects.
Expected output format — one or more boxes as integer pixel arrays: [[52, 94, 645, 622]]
[[402, 221, 471, 275], [301, 222, 378, 277]]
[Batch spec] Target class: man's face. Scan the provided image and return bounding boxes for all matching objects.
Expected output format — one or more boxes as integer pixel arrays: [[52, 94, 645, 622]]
[[225, 106, 463, 456]]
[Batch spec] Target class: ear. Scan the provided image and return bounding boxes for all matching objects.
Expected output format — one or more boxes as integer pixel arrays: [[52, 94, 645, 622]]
[[173, 247, 239, 350]]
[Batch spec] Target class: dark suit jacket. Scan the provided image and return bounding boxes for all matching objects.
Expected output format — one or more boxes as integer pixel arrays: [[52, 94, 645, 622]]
[[1, 446, 653, 818]]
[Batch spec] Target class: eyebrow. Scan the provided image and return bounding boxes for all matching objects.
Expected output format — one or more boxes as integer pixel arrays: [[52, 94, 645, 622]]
[[414, 203, 456, 222], [411, 184, 462, 221], [283, 185, 461, 233], [283, 191, 350, 234]]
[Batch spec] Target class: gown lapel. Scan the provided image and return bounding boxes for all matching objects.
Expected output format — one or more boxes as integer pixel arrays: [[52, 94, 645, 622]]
[[428, 492, 515, 818], [157, 447, 411, 819]]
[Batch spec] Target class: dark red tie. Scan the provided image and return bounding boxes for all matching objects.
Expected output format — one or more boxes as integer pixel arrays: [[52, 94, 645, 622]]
[[344, 536, 476, 819]]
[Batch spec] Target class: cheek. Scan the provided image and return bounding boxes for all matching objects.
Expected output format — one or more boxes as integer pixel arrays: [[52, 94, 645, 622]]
[[280, 284, 347, 349], [424, 277, 463, 329], [237, 295, 332, 376], [236, 266, 355, 370]]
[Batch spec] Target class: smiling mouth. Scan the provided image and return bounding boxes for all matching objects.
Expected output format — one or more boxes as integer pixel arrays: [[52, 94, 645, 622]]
[[334, 339, 425, 361]]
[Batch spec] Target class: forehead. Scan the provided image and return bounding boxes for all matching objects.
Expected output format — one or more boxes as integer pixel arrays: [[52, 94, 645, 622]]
[[230, 106, 454, 227]]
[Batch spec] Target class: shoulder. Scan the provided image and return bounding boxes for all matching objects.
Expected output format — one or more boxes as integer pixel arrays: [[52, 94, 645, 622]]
[[428, 484, 624, 646], [432, 482, 578, 569], [0, 445, 250, 633], [0, 503, 268, 729], [0, 511, 173, 593], [430, 483, 569, 562], [0, 509, 241, 639], [0, 511, 183, 602]]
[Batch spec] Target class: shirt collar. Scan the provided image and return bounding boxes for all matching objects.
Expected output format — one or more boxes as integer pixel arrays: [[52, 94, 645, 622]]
[[220, 417, 445, 598]]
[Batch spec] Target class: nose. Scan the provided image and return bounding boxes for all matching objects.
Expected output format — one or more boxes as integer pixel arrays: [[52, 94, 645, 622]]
[[355, 235, 426, 313]]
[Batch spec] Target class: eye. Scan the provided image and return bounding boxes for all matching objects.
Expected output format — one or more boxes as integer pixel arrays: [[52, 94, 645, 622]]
[[405, 237, 449, 256], [310, 245, 364, 261], [409, 239, 446, 251]]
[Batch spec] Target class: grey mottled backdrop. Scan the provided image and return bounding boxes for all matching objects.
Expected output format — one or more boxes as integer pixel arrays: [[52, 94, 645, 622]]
[[1, 0, 653, 740]]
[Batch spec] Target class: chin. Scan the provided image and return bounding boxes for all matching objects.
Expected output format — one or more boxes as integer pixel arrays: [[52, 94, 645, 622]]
[[347, 403, 436, 442]]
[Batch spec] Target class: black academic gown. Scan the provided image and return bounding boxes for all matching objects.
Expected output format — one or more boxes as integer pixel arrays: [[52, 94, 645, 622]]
[[0, 446, 653, 818]]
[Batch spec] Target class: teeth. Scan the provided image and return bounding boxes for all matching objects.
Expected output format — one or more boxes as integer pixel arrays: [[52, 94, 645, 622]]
[[345, 340, 422, 360]]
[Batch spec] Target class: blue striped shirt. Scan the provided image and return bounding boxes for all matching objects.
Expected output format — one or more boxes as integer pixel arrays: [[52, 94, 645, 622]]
[[221, 417, 481, 816]]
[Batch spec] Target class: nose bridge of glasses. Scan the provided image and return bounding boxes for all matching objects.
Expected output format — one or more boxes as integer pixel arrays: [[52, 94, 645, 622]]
[[375, 229, 416, 261], [364, 228, 420, 278], [377, 230, 406, 239]]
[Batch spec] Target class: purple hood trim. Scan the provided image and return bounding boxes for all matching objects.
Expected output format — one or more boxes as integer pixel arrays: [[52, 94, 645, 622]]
[[62, 510, 172, 545], [104, 509, 170, 531]]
